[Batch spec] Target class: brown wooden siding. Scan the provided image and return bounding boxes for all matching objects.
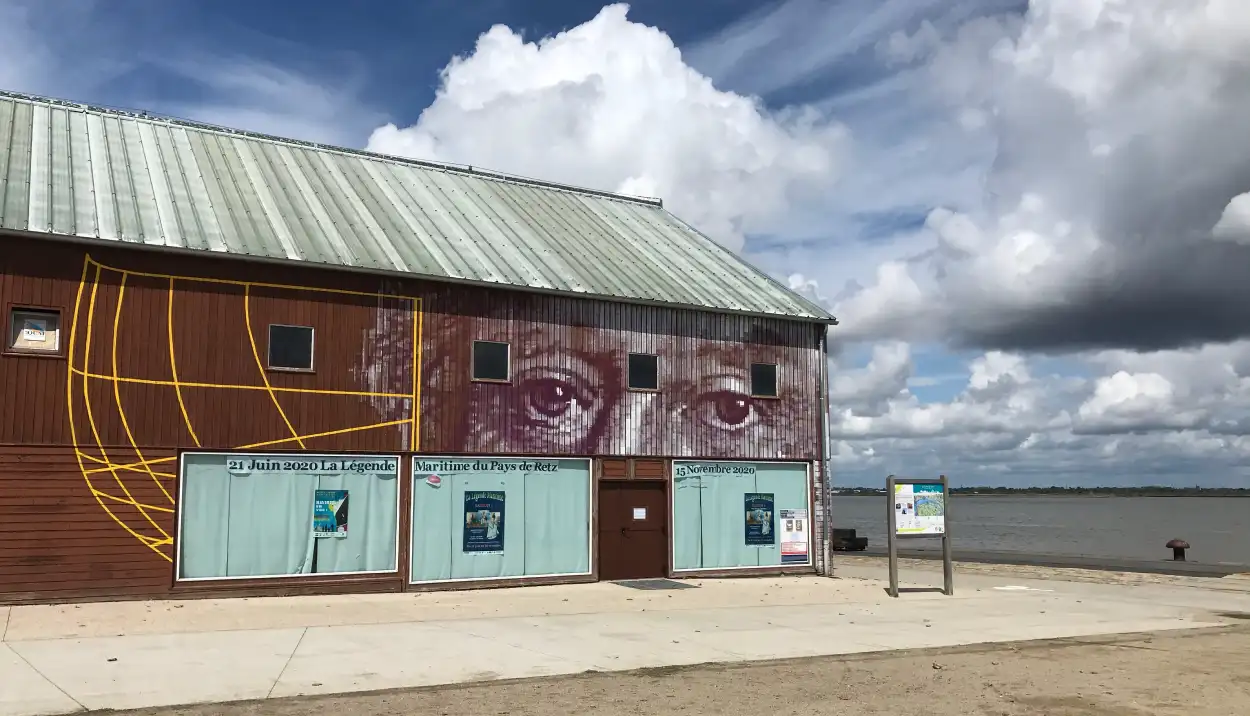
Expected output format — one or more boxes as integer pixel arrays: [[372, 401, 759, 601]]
[[601, 458, 629, 479], [1, 236, 420, 453], [0, 233, 825, 603], [598, 458, 669, 480], [0, 446, 175, 602], [634, 459, 667, 479], [1, 234, 822, 458]]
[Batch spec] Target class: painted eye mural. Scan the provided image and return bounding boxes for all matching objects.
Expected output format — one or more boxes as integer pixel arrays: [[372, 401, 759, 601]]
[[515, 366, 605, 431], [410, 296, 820, 460], [472, 343, 620, 455], [694, 387, 765, 432]]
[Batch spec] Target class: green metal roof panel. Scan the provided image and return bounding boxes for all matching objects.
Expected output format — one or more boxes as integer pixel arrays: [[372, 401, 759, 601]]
[[0, 90, 833, 322]]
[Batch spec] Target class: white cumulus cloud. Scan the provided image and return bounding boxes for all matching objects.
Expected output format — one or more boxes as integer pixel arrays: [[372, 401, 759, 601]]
[[1076, 371, 1195, 433], [365, 3, 846, 251], [805, 0, 1250, 486], [1213, 192, 1250, 244], [830, 0, 1250, 353]]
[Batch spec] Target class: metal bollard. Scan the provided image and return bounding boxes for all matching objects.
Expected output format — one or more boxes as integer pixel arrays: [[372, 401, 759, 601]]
[[1166, 539, 1190, 561]]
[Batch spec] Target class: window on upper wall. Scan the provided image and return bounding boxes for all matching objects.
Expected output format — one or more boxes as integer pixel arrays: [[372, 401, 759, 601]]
[[472, 340, 510, 381], [750, 362, 778, 398], [627, 353, 659, 391], [268, 325, 314, 371], [7, 308, 61, 355]]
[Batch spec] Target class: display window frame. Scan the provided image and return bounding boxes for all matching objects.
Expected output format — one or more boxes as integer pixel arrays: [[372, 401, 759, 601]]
[[174, 451, 404, 584], [408, 455, 596, 586], [669, 459, 814, 574]]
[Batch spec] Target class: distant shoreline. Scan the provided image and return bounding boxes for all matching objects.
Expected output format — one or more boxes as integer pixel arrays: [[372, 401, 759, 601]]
[[847, 548, 1248, 577]]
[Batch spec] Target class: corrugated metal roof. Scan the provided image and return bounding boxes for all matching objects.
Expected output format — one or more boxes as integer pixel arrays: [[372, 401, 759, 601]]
[[0, 90, 833, 322]]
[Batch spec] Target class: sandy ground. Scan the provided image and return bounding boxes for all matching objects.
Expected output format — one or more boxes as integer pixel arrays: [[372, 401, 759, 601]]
[[108, 624, 1250, 716]]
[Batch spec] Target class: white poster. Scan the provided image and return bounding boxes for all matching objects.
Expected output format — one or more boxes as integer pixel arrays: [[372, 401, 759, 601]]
[[20, 319, 46, 342], [894, 483, 945, 535], [778, 508, 809, 564]]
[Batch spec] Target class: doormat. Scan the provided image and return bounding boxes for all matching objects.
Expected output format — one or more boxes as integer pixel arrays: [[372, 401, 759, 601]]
[[612, 579, 698, 590]]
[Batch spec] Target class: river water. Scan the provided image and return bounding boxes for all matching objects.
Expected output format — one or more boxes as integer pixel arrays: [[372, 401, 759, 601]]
[[830, 496, 1250, 567]]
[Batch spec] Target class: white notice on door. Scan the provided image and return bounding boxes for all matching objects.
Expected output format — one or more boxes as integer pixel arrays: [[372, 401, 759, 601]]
[[632, 507, 647, 520]]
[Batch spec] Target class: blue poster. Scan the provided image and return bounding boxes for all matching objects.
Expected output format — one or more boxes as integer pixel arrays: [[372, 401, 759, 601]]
[[744, 492, 775, 546], [463, 491, 505, 554], [312, 489, 349, 538]]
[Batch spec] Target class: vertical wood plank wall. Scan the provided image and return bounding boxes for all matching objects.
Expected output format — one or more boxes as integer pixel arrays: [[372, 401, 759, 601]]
[[0, 234, 824, 603]]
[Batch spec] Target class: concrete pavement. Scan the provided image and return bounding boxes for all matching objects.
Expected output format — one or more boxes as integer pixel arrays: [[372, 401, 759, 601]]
[[2, 560, 1248, 716]]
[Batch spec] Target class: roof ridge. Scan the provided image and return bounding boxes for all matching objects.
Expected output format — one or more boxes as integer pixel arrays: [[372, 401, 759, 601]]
[[0, 88, 665, 209]]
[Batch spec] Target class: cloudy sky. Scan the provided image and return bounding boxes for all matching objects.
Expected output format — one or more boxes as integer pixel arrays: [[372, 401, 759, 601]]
[[4, 0, 1249, 488]]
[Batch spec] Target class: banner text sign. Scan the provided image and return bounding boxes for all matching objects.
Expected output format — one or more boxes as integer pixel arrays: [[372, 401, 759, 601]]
[[226, 454, 399, 476], [893, 483, 945, 535]]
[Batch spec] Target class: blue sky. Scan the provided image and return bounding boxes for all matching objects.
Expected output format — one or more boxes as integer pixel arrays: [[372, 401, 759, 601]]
[[13, 1, 771, 132], [6, 0, 1249, 488]]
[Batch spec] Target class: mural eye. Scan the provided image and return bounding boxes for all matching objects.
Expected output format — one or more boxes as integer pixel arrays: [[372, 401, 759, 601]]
[[696, 390, 763, 431], [516, 368, 597, 429], [526, 377, 580, 418]]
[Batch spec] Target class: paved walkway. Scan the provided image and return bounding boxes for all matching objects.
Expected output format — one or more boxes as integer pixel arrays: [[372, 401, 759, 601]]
[[2, 560, 1248, 716]]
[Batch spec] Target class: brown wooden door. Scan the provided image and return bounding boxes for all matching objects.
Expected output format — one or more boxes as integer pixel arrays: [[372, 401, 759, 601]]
[[598, 481, 668, 581]]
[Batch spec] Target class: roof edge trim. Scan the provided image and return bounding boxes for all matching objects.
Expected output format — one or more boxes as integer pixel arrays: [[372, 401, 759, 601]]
[[3, 230, 838, 324], [661, 210, 838, 324]]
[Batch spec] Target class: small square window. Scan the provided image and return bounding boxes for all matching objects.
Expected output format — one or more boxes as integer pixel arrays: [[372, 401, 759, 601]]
[[7, 308, 61, 354], [472, 340, 510, 381], [750, 362, 778, 398], [268, 325, 314, 371], [627, 353, 659, 391]]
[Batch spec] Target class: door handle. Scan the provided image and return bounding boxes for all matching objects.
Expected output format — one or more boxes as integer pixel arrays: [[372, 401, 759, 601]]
[[620, 527, 629, 538]]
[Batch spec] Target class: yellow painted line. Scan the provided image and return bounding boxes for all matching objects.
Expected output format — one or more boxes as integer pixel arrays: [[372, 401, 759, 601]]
[[81, 265, 172, 542], [112, 273, 175, 504], [244, 284, 305, 449], [93, 489, 176, 513], [85, 255, 413, 300], [81, 453, 178, 474], [168, 276, 202, 447], [85, 417, 412, 471], [69, 257, 173, 562], [77, 451, 176, 478], [68, 253, 423, 563], [76, 451, 107, 465], [88, 417, 415, 465], [67, 259, 90, 474], [417, 294, 427, 447], [233, 414, 410, 449], [69, 366, 413, 399]]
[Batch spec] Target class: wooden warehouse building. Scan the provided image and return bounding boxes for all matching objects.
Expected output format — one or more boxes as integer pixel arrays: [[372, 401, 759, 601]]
[[0, 90, 836, 604]]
